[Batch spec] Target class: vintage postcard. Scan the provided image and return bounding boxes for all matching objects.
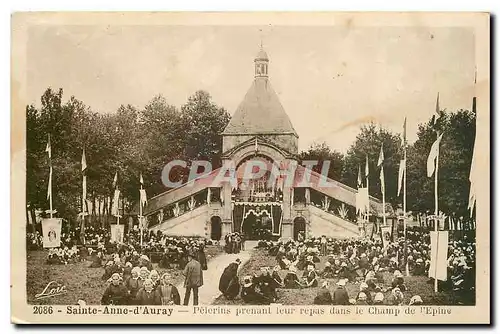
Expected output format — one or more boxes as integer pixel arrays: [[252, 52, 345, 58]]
[[11, 12, 490, 324]]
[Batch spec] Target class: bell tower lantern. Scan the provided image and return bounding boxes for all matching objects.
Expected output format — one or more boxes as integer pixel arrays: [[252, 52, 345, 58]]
[[254, 48, 269, 78]]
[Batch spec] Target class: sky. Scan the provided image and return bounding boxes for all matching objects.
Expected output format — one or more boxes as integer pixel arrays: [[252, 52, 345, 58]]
[[27, 24, 476, 152]]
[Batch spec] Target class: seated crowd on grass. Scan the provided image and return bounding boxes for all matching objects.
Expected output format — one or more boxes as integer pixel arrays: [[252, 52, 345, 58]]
[[95, 236, 209, 305], [26, 224, 212, 305], [217, 227, 475, 306]]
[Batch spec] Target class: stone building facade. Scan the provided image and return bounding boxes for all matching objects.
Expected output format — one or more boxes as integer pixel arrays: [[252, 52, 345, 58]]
[[142, 48, 384, 240]]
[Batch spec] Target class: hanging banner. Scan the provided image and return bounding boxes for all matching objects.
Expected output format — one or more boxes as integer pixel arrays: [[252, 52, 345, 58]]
[[110, 224, 124, 243], [41, 218, 62, 248], [380, 225, 392, 248], [111, 189, 120, 217], [429, 231, 449, 281]]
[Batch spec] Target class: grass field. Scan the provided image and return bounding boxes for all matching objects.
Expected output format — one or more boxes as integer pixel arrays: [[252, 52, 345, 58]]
[[213, 249, 458, 305], [26, 246, 223, 305]]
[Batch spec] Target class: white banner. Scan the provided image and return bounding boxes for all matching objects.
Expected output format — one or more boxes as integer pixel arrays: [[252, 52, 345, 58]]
[[111, 189, 120, 216], [429, 231, 449, 281], [110, 225, 124, 243], [380, 225, 392, 248], [41, 218, 62, 248]]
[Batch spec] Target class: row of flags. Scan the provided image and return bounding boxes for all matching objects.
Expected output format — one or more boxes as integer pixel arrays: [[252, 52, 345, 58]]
[[43, 141, 148, 221], [355, 88, 478, 220], [41, 86, 479, 229]]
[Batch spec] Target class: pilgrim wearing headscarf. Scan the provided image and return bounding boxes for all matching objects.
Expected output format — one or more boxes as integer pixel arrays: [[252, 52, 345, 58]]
[[241, 276, 271, 305], [149, 270, 160, 290], [391, 270, 407, 292], [102, 260, 122, 281], [101, 273, 129, 305], [313, 281, 333, 305], [356, 292, 369, 305], [321, 261, 335, 278], [139, 266, 150, 281], [125, 267, 142, 300], [268, 266, 284, 287], [302, 264, 319, 287], [89, 250, 102, 268], [373, 292, 385, 305], [139, 255, 153, 271], [283, 266, 303, 289], [135, 278, 161, 305], [159, 248, 171, 268], [332, 279, 350, 305], [255, 267, 278, 302], [357, 282, 373, 304], [388, 287, 404, 305], [156, 273, 181, 305], [409, 295, 423, 306]]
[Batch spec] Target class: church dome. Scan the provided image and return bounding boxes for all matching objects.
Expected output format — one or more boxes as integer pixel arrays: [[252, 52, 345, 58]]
[[255, 49, 269, 61]]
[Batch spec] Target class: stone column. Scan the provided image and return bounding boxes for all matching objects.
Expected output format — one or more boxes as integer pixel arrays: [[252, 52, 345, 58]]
[[281, 220, 293, 240], [280, 186, 293, 240], [305, 188, 311, 205], [221, 181, 233, 238]]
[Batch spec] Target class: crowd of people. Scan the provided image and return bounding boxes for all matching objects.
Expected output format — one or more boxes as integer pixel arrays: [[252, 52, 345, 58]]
[[216, 227, 475, 306], [29, 219, 475, 306], [100, 251, 204, 306], [30, 223, 211, 271], [224, 232, 244, 254], [46, 245, 82, 265], [83, 232, 210, 305]]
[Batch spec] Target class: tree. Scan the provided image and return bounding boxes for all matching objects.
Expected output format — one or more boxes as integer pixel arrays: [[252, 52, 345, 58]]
[[341, 123, 403, 205], [25, 88, 232, 224], [180, 90, 230, 169], [407, 109, 476, 218], [137, 95, 184, 196], [298, 142, 344, 181]]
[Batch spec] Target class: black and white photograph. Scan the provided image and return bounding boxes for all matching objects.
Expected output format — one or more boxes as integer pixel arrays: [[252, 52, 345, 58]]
[[11, 12, 490, 324]]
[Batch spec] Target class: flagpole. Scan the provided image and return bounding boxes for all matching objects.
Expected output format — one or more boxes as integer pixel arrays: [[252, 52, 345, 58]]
[[381, 166, 386, 227], [81, 148, 88, 244], [140, 178, 143, 249], [82, 171, 86, 242], [403, 147, 408, 276], [434, 131, 440, 293], [366, 156, 370, 237], [48, 134, 53, 218], [49, 164, 53, 218]]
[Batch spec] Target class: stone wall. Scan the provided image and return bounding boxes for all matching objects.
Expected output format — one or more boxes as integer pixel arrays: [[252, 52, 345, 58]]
[[149, 205, 209, 237], [307, 205, 359, 238]]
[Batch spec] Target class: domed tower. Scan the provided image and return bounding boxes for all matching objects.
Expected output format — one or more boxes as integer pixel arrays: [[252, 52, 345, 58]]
[[222, 47, 299, 155]]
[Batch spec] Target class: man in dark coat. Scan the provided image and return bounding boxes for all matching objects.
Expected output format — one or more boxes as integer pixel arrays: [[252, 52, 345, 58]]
[[219, 259, 241, 299], [183, 252, 204, 305], [332, 279, 350, 305], [197, 243, 208, 270]]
